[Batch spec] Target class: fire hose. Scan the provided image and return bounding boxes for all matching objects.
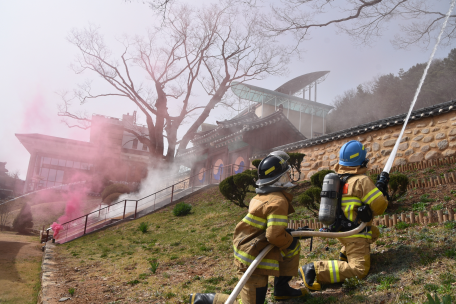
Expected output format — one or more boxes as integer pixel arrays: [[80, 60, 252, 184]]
[[224, 222, 367, 304], [225, 2, 456, 302]]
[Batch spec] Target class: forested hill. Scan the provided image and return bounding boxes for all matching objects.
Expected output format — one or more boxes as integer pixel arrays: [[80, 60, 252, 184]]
[[326, 49, 456, 133]]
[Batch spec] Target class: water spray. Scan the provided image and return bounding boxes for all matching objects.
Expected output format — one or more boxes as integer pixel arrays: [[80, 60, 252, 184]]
[[383, 0, 456, 175], [225, 2, 456, 302], [0, 181, 87, 207]]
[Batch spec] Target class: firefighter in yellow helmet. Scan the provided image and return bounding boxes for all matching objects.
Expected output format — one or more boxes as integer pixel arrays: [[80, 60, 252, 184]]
[[299, 140, 388, 290], [189, 151, 309, 304]]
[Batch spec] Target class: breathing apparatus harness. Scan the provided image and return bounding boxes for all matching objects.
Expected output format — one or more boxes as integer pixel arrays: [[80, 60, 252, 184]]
[[320, 159, 373, 233]]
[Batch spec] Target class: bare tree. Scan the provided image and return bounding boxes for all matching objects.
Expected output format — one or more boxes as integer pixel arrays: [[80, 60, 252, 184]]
[[261, 0, 456, 49], [60, 3, 291, 163], [0, 202, 11, 231]]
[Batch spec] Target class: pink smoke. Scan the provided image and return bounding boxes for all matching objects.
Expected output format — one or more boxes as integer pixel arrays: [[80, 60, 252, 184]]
[[51, 222, 63, 238], [20, 90, 53, 133], [50, 184, 86, 238]]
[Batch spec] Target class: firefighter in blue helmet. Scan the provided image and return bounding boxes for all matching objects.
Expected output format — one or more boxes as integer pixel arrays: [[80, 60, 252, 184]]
[[299, 140, 389, 290]]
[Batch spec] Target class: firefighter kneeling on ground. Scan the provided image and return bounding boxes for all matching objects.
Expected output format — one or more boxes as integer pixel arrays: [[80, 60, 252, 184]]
[[189, 151, 309, 304], [299, 140, 389, 291]]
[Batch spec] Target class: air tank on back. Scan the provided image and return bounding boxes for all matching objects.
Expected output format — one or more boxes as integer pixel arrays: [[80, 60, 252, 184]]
[[318, 173, 340, 226]]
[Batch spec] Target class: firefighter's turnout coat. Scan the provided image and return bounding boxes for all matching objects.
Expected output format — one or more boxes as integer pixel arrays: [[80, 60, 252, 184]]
[[311, 164, 388, 284], [233, 190, 301, 277]]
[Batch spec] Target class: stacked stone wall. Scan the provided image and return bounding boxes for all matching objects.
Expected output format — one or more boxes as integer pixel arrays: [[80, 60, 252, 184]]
[[287, 111, 456, 179]]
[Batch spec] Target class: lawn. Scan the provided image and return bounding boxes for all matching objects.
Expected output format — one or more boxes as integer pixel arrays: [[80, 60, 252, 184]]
[[0, 231, 43, 304], [46, 181, 456, 303]]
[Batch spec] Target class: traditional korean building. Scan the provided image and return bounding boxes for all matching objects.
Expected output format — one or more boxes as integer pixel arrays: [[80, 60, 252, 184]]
[[177, 71, 334, 184], [176, 109, 307, 184]]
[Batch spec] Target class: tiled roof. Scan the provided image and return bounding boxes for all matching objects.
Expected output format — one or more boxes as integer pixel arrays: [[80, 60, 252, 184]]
[[250, 99, 456, 159], [176, 109, 306, 157]]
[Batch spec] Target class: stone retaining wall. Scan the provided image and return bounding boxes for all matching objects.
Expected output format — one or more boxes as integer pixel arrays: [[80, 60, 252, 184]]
[[289, 111, 456, 179]]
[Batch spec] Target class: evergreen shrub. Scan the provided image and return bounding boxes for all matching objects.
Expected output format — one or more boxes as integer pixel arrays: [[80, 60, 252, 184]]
[[173, 202, 192, 216]]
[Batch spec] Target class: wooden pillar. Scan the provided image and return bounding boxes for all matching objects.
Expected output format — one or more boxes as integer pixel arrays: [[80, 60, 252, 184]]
[[437, 210, 443, 223], [419, 212, 424, 224], [384, 214, 389, 227], [449, 208, 454, 222], [428, 211, 433, 223], [392, 214, 397, 226]]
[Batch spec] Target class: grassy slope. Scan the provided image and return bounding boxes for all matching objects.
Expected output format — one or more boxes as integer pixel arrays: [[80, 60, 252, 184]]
[[53, 174, 456, 303], [0, 232, 42, 304]]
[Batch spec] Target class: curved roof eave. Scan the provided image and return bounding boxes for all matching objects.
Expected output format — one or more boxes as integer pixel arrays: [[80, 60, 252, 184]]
[[230, 82, 333, 112], [275, 71, 330, 95]]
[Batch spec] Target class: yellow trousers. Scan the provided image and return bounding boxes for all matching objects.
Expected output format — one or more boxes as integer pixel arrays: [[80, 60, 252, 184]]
[[314, 237, 371, 284], [214, 244, 301, 304]]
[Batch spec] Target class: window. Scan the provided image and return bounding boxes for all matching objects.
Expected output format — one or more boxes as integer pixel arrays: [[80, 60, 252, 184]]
[[66, 160, 73, 168], [56, 170, 64, 183], [43, 157, 51, 164], [51, 158, 59, 166], [73, 162, 80, 169], [132, 139, 138, 149], [81, 163, 88, 170], [58, 159, 66, 167], [48, 169, 57, 182], [40, 168, 49, 179]]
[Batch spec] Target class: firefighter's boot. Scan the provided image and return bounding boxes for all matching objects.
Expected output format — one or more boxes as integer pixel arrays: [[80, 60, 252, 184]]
[[298, 263, 321, 291], [273, 276, 309, 301], [189, 293, 215, 304]]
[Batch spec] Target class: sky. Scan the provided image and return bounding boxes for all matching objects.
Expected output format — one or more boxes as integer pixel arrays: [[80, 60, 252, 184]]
[[0, 0, 455, 179]]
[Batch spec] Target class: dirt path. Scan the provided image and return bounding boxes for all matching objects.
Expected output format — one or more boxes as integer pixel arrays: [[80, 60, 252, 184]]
[[0, 231, 42, 304]]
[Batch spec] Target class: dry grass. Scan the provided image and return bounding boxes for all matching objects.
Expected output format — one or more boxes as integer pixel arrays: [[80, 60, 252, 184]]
[[49, 180, 456, 303], [0, 231, 42, 304]]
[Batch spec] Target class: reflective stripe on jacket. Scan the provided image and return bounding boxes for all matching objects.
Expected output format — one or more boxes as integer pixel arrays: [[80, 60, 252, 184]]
[[334, 164, 388, 240], [233, 191, 295, 277]]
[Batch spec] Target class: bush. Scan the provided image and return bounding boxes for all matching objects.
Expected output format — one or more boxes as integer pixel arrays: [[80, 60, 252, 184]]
[[12, 203, 33, 233], [310, 170, 335, 188], [173, 202, 192, 216], [68, 288, 75, 296], [138, 222, 149, 233], [297, 186, 323, 217], [242, 169, 258, 187], [288, 152, 306, 182], [101, 183, 131, 202], [389, 173, 409, 201], [251, 159, 262, 169], [219, 172, 256, 208]]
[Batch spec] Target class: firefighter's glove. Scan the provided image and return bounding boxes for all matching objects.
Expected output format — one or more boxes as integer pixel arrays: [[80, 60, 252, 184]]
[[357, 205, 373, 223], [285, 228, 299, 245], [375, 171, 390, 198]]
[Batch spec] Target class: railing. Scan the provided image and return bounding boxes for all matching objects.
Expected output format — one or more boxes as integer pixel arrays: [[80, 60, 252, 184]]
[[55, 163, 255, 243]]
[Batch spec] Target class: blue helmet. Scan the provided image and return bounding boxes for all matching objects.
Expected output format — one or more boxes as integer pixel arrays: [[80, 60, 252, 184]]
[[339, 140, 367, 167]]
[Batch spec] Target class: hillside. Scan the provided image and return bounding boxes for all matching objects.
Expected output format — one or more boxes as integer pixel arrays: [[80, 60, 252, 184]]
[[45, 166, 456, 304]]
